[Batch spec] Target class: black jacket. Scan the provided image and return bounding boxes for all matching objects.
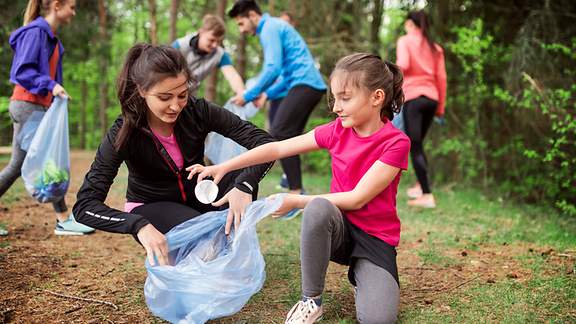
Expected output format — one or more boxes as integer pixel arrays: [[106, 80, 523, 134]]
[[73, 97, 274, 235]]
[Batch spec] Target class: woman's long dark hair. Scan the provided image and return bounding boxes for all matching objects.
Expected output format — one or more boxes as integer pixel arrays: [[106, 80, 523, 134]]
[[114, 43, 192, 151], [407, 10, 437, 53]]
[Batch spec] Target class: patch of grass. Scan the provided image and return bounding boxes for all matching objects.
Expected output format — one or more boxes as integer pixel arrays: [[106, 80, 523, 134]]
[[400, 275, 576, 323], [253, 169, 575, 322], [416, 247, 457, 267], [398, 181, 576, 251]]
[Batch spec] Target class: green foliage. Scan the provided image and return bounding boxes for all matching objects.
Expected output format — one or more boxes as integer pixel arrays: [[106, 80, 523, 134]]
[[0, 1, 574, 215], [427, 18, 575, 216]]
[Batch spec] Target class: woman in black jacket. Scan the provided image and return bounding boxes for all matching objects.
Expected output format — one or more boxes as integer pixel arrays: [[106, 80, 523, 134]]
[[73, 44, 274, 266]]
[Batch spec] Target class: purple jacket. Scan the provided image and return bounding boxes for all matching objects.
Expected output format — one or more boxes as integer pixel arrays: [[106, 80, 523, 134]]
[[9, 17, 64, 96]]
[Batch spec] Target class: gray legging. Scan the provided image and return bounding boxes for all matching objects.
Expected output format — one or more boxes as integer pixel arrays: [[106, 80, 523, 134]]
[[301, 198, 399, 324], [0, 100, 67, 213]]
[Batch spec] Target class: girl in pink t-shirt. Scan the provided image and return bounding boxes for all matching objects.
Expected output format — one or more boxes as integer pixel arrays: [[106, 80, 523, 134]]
[[187, 53, 410, 323]]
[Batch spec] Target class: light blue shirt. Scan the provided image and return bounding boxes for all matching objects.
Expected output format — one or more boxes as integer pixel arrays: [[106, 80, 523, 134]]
[[243, 13, 326, 102]]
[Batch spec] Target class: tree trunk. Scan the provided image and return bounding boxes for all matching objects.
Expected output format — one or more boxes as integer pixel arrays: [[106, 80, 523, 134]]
[[370, 0, 383, 54], [98, 0, 109, 139], [148, 0, 158, 45], [237, 34, 247, 79], [79, 77, 87, 149], [289, 0, 297, 18], [169, 0, 179, 42], [205, 0, 227, 101], [269, 0, 275, 15]]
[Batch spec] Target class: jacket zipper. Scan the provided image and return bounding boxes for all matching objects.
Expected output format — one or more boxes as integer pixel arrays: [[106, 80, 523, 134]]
[[146, 128, 188, 203]]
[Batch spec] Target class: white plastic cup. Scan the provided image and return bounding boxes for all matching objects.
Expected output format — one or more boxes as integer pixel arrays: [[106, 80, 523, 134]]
[[195, 180, 219, 204]]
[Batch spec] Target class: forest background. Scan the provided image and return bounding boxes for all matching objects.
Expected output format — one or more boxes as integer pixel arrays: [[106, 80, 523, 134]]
[[0, 0, 574, 215]]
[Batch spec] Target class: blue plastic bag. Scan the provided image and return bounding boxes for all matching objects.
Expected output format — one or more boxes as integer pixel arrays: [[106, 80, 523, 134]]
[[144, 195, 283, 324], [391, 107, 405, 133], [204, 99, 259, 164], [16, 110, 45, 152], [21, 97, 70, 203], [205, 78, 260, 165]]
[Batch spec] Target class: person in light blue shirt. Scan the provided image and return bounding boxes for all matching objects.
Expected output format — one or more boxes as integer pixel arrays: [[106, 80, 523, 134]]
[[229, 0, 326, 201]]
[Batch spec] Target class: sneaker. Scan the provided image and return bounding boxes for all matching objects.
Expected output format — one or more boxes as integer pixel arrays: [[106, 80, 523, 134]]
[[406, 184, 423, 199], [285, 298, 323, 324], [279, 190, 306, 221], [276, 173, 290, 190], [279, 208, 302, 221], [407, 194, 436, 208], [0, 225, 7, 237], [54, 213, 95, 236]]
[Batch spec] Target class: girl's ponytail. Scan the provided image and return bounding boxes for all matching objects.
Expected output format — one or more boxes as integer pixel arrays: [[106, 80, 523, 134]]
[[24, 0, 42, 25], [23, 0, 59, 26], [384, 61, 404, 121], [115, 44, 151, 151]]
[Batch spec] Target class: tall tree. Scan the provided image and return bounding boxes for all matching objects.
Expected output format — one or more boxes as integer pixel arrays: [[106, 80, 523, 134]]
[[370, 0, 383, 54], [205, 0, 227, 101], [98, 0, 109, 138], [79, 73, 88, 149], [237, 35, 247, 79], [148, 0, 158, 45], [169, 0, 180, 43]]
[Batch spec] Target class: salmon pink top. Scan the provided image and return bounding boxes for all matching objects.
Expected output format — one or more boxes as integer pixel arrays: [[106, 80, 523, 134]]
[[396, 29, 447, 116]]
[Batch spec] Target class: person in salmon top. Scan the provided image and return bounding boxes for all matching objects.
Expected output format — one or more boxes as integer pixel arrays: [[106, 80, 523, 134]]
[[396, 10, 447, 209], [0, 0, 94, 236], [187, 53, 410, 323]]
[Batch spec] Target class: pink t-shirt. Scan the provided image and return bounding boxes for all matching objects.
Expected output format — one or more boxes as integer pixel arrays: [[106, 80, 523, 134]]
[[124, 129, 184, 213], [396, 29, 447, 116], [314, 119, 410, 246]]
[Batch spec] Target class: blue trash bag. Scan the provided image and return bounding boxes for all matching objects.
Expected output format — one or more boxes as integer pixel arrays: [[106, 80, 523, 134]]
[[21, 97, 70, 203], [205, 79, 259, 165], [391, 106, 405, 133], [144, 195, 284, 324], [16, 110, 45, 152]]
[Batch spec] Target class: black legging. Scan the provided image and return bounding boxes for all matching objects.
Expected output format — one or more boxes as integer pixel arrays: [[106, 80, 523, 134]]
[[403, 96, 438, 194], [270, 85, 324, 190], [268, 97, 283, 125]]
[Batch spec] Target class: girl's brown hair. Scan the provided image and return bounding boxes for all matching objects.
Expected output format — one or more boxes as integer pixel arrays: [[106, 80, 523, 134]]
[[115, 43, 193, 151], [329, 53, 404, 121], [24, 0, 65, 25]]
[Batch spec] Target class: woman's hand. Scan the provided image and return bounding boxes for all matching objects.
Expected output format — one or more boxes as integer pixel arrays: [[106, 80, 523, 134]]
[[269, 193, 305, 217], [52, 84, 71, 99], [137, 224, 169, 266], [186, 164, 228, 184], [212, 187, 252, 235]]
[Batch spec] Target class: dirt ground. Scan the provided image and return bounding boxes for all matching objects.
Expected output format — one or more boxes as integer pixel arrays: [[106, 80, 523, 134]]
[[0, 151, 572, 323]]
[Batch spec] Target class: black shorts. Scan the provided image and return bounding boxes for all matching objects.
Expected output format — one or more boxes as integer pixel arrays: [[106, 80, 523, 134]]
[[331, 218, 399, 286]]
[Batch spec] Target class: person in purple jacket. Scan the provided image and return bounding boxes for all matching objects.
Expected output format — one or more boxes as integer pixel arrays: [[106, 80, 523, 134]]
[[0, 0, 94, 236]]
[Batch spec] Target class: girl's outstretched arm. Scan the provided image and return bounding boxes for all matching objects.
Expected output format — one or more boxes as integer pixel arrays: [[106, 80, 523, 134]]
[[273, 160, 401, 215], [187, 130, 320, 184]]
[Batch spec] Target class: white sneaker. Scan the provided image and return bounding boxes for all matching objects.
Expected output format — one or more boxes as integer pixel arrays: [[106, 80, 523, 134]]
[[285, 298, 323, 324], [407, 194, 436, 208], [406, 184, 423, 199]]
